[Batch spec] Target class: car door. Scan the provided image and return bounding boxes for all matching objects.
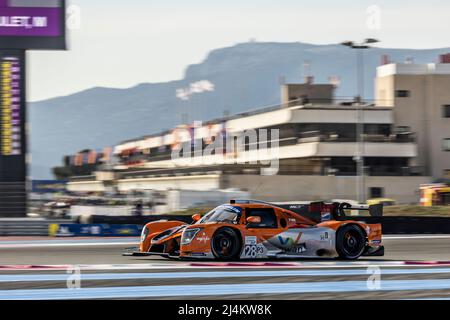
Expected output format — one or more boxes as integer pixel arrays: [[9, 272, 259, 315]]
[[242, 207, 282, 258]]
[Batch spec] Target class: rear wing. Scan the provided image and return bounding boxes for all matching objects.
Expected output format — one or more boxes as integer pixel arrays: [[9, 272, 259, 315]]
[[279, 202, 383, 223], [231, 199, 383, 223], [334, 202, 384, 218]]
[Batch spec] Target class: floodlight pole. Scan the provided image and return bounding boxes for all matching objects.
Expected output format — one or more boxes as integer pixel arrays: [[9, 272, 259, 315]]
[[341, 39, 380, 204]]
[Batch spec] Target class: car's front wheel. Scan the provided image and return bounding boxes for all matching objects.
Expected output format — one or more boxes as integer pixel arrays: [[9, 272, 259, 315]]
[[211, 227, 242, 260], [336, 224, 367, 260]]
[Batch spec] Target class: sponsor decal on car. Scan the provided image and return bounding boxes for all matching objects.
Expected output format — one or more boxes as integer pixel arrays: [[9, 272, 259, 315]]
[[245, 236, 258, 245], [277, 232, 302, 246], [320, 232, 329, 240], [283, 243, 307, 254], [321, 208, 332, 221], [189, 252, 208, 257], [196, 232, 210, 244]]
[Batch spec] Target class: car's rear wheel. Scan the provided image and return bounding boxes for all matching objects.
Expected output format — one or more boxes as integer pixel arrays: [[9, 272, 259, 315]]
[[336, 224, 366, 260], [211, 228, 242, 260]]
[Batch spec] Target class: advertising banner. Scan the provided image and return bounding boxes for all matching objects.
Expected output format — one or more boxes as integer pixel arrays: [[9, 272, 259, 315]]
[[0, 0, 66, 49], [49, 224, 144, 237]]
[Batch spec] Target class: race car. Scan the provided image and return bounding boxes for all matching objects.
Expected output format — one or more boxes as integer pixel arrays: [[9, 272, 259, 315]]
[[124, 200, 384, 260]]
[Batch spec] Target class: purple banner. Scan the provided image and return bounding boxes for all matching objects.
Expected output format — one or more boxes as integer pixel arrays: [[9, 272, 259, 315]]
[[0, 6, 61, 37]]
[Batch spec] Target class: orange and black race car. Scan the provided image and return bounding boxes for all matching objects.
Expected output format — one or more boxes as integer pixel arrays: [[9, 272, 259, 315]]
[[124, 200, 384, 260]]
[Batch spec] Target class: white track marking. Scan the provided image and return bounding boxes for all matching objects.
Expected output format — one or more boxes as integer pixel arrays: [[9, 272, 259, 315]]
[[383, 235, 450, 240], [0, 240, 138, 249], [2, 260, 450, 271], [3, 267, 450, 282], [3, 279, 450, 299]]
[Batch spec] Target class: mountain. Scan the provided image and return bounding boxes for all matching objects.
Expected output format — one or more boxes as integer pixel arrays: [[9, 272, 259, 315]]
[[29, 42, 450, 179]]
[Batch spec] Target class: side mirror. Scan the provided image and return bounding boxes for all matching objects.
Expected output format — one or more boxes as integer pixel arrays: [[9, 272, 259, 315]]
[[192, 214, 201, 222], [246, 216, 261, 228]]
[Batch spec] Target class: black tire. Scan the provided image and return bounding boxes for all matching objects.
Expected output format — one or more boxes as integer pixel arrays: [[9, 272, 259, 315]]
[[336, 224, 367, 260], [211, 227, 242, 261]]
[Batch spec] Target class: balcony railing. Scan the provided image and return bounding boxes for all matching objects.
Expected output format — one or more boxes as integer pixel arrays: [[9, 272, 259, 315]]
[[297, 131, 416, 143], [116, 131, 416, 166], [322, 165, 425, 177]]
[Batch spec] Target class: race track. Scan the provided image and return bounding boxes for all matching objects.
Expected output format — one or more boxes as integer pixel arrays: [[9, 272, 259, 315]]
[[0, 235, 450, 300]]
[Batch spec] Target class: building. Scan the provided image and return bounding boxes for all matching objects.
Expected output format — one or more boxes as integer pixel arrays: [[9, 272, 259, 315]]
[[281, 77, 334, 105], [376, 56, 450, 180], [59, 76, 431, 204]]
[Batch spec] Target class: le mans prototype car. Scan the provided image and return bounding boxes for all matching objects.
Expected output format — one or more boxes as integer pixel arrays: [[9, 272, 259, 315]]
[[125, 200, 384, 260]]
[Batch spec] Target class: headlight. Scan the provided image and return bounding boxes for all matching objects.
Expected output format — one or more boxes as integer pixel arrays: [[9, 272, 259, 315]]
[[141, 226, 149, 242], [181, 228, 201, 245]]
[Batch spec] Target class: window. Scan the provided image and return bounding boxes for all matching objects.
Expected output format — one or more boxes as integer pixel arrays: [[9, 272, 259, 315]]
[[443, 139, 450, 152], [200, 205, 242, 224], [395, 126, 411, 134], [443, 105, 450, 118], [395, 90, 410, 98], [369, 187, 384, 199], [246, 208, 278, 228]]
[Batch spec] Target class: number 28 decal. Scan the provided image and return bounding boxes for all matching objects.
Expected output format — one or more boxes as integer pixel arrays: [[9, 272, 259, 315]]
[[243, 245, 264, 258]]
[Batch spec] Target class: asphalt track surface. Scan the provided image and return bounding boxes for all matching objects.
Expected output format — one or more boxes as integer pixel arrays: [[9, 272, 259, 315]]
[[0, 235, 450, 300]]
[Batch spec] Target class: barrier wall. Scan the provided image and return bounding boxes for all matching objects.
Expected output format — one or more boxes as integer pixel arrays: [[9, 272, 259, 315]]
[[48, 215, 450, 236], [352, 216, 450, 234]]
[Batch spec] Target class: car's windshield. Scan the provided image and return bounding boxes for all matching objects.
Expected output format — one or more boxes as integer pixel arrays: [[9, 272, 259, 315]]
[[199, 205, 241, 224]]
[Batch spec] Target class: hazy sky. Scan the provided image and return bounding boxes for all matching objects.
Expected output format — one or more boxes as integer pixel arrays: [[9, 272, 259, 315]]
[[27, 0, 450, 102]]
